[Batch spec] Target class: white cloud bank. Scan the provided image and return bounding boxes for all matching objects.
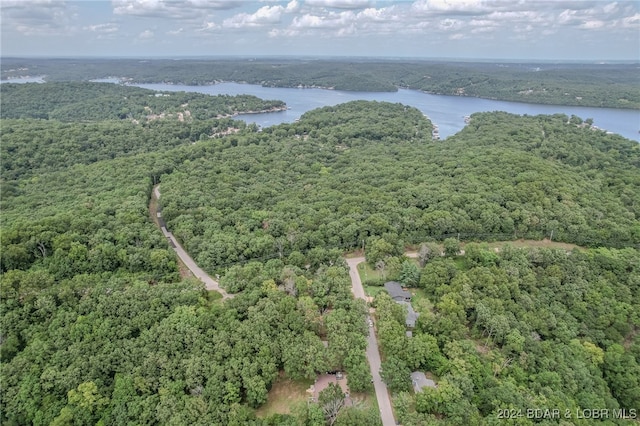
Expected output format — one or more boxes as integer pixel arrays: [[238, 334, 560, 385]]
[[1, 1, 638, 59]]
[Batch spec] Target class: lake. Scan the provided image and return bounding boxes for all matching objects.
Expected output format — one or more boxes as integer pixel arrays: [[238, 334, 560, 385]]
[[133, 82, 640, 142]]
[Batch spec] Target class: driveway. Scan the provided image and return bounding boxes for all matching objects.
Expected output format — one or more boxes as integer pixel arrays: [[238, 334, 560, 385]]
[[346, 257, 396, 426], [153, 185, 233, 300]]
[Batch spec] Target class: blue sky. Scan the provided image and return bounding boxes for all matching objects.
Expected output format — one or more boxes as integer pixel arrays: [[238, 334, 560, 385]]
[[1, 1, 639, 60]]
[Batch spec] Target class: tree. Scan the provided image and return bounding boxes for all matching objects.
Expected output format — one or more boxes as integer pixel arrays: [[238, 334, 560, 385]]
[[399, 260, 420, 287], [344, 351, 372, 393], [375, 260, 387, 280], [443, 238, 460, 257], [319, 383, 346, 426], [415, 379, 463, 417], [365, 237, 397, 266], [335, 406, 382, 426], [603, 344, 640, 409], [58, 381, 110, 426], [418, 242, 441, 267], [380, 357, 411, 392]]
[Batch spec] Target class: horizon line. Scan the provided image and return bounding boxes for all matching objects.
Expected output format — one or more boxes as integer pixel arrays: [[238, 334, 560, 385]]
[[1, 55, 639, 64]]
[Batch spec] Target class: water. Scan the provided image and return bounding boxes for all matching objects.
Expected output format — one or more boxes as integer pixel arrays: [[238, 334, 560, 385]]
[[133, 82, 640, 141], [0, 76, 45, 83], [3, 76, 638, 140]]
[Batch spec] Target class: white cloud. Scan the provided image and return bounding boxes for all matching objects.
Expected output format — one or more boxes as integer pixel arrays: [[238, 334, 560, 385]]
[[84, 23, 119, 33], [620, 13, 640, 28], [112, 0, 240, 19], [222, 2, 300, 29], [138, 29, 154, 39], [286, 0, 300, 13], [223, 4, 288, 28], [291, 10, 356, 29], [558, 9, 579, 25], [167, 27, 185, 35], [439, 18, 462, 30], [579, 20, 605, 29], [1, 1, 77, 36], [412, 0, 487, 14], [358, 7, 394, 21], [305, 0, 373, 9], [197, 21, 219, 31], [602, 2, 619, 15], [469, 19, 494, 27]]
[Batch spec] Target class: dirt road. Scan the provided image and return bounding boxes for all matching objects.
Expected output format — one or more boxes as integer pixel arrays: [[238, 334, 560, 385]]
[[152, 185, 233, 300]]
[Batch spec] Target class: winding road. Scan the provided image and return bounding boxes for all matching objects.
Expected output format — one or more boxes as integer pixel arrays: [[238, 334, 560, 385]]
[[152, 186, 393, 421], [152, 185, 233, 300], [347, 257, 396, 426], [150, 187, 577, 425]]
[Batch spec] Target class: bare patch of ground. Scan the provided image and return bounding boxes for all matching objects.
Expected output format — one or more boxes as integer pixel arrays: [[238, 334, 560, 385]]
[[312, 374, 350, 401]]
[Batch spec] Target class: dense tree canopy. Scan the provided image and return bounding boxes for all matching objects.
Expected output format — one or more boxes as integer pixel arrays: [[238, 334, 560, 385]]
[[158, 102, 639, 279], [1, 80, 638, 425], [0, 82, 285, 122], [378, 245, 640, 425]]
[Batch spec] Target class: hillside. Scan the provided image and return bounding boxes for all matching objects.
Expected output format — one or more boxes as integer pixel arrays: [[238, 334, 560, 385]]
[[1, 83, 639, 425], [0, 81, 286, 122], [159, 102, 639, 275]]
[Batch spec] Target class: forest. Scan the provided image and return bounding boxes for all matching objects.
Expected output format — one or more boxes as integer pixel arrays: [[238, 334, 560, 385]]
[[1, 81, 639, 425], [371, 243, 640, 425], [0, 82, 285, 122], [3, 57, 639, 109]]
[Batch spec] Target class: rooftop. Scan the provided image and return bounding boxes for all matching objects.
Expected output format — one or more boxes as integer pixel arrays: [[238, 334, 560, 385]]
[[384, 281, 411, 302], [411, 371, 437, 393]]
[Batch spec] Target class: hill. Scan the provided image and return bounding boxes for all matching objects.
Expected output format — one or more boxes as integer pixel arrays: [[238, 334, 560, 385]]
[[1, 82, 638, 425]]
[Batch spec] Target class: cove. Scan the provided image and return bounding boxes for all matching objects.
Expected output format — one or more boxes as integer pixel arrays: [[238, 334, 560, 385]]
[[132, 82, 639, 141]]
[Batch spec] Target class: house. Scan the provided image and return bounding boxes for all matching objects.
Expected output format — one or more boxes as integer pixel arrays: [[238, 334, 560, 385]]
[[397, 301, 419, 328], [384, 282, 419, 328], [411, 371, 437, 393], [384, 282, 411, 302]]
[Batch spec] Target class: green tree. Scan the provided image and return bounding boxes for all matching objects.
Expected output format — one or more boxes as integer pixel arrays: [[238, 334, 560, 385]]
[[418, 242, 441, 267], [365, 237, 396, 266], [443, 238, 460, 257], [319, 383, 346, 426], [380, 357, 411, 392], [399, 260, 420, 287]]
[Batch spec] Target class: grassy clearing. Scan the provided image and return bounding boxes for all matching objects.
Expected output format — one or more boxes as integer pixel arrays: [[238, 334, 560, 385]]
[[357, 261, 385, 282], [255, 375, 313, 418], [349, 389, 377, 409], [364, 285, 385, 298], [452, 257, 467, 270]]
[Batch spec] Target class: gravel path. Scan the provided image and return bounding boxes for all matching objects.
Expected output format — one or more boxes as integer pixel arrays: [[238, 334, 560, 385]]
[[153, 185, 233, 300]]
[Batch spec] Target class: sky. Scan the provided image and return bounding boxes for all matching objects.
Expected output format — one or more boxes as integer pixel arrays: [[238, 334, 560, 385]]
[[1, 0, 639, 60]]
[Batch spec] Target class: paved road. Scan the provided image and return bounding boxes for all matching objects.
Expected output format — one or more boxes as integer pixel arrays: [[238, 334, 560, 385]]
[[153, 186, 233, 300], [346, 257, 396, 426]]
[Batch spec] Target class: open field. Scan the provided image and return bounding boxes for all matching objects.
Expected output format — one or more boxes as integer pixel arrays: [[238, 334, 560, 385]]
[[255, 376, 313, 418]]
